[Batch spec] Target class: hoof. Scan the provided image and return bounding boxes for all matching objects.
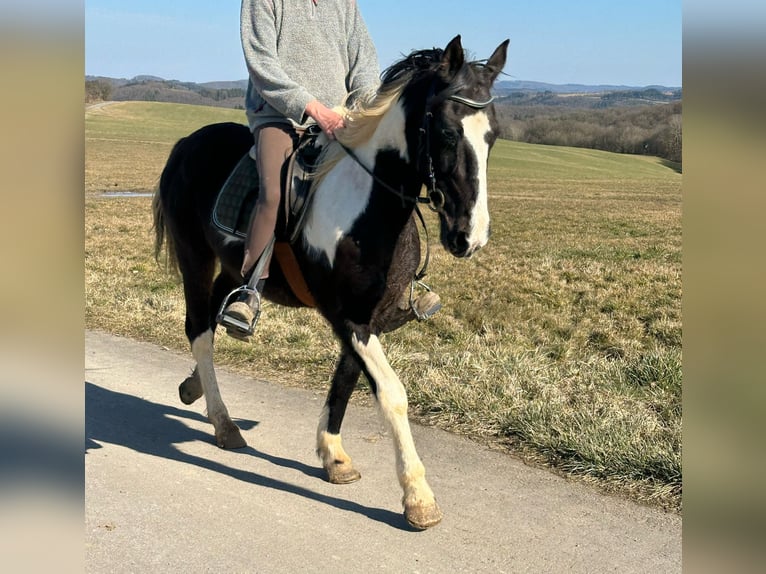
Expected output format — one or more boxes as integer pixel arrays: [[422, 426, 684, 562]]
[[179, 371, 203, 405], [404, 501, 443, 530], [215, 420, 247, 449], [326, 464, 362, 485]]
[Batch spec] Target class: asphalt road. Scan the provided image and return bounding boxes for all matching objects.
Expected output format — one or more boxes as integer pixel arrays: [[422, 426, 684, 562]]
[[85, 330, 681, 573]]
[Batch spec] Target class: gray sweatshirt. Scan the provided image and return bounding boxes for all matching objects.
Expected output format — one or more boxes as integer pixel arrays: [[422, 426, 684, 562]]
[[240, 0, 380, 131]]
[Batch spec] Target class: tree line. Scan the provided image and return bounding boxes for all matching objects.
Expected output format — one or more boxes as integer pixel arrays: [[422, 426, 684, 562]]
[[496, 100, 682, 165], [86, 77, 681, 165], [85, 79, 113, 103]]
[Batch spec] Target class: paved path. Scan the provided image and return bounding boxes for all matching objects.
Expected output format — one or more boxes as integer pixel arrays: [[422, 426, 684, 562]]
[[85, 101, 116, 112], [85, 331, 681, 573]]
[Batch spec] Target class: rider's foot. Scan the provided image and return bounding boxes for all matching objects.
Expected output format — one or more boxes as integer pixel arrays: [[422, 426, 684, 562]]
[[221, 299, 257, 341], [220, 279, 265, 341], [412, 291, 442, 320]]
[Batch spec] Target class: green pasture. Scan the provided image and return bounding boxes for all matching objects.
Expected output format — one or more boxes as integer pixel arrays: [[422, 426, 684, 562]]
[[85, 101, 682, 510]]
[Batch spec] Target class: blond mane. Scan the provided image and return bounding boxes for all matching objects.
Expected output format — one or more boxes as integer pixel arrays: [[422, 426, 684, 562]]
[[312, 75, 410, 185]]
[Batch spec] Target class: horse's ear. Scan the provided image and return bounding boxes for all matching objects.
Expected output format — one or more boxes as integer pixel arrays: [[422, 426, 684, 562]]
[[439, 35, 465, 81], [485, 39, 509, 84]]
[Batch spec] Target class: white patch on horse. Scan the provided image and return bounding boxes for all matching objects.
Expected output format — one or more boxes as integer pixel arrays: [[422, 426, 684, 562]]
[[370, 102, 410, 162], [461, 111, 492, 254], [301, 157, 372, 266], [302, 103, 409, 267]]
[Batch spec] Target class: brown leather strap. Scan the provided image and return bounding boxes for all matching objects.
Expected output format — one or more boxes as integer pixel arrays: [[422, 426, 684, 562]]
[[273, 242, 317, 308]]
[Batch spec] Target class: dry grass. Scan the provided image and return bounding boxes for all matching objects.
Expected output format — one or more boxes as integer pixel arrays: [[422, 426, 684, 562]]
[[85, 102, 682, 511]]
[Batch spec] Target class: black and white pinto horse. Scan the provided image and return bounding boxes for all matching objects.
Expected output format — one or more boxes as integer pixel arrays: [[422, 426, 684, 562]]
[[153, 36, 508, 529]]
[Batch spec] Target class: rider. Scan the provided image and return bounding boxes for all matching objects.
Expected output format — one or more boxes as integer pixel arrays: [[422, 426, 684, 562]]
[[221, 0, 440, 340]]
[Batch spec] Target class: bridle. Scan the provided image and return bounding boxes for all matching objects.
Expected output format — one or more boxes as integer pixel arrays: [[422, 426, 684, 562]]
[[338, 90, 495, 211], [337, 87, 495, 280], [418, 91, 495, 213]]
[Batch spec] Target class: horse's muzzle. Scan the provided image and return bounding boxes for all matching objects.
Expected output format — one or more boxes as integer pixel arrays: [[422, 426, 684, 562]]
[[447, 221, 492, 257], [446, 230, 476, 258]]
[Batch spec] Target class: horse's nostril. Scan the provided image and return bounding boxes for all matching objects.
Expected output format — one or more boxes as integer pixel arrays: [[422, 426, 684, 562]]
[[448, 231, 470, 256]]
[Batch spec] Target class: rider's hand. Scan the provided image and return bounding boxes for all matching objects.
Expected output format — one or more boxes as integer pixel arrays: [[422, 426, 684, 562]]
[[304, 100, 345, 139]]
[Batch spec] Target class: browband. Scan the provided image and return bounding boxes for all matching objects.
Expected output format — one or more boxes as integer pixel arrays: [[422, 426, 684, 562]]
[[446, 94, 496, 109]]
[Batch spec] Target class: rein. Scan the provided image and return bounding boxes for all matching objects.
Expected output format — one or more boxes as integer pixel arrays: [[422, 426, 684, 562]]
[[337, 90, 495, 280], [339, 137, 433, 280], [336, 142, 431, 208]]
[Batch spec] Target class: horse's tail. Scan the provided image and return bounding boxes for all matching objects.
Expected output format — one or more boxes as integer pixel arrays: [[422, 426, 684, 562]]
[[152, 139, 184, 276], [151, 188, 177, 275]]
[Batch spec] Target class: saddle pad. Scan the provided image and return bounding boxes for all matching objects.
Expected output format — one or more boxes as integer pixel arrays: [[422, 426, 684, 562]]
[[212, 153, 259, 238], [211, 151, 318, 308]]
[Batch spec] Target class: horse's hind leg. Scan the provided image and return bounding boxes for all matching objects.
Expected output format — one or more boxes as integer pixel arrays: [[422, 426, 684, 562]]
[[177, 268, 237, 405], [179, 366, 203, 405], [179, 254, 246, 449], [189, 329, 246, 449], [316, 350, 363, 484]]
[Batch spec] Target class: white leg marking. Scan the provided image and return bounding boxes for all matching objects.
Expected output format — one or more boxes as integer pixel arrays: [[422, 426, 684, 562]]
[[316, 405, 360, 483], [350, 333, 434, 502], [461, 111, 492, 253], [190, 329, 229, 424], [316, 406, 350, 466]]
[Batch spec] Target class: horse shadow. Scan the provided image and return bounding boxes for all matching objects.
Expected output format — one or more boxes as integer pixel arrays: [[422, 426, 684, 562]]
[[84, 382, 416, 531]]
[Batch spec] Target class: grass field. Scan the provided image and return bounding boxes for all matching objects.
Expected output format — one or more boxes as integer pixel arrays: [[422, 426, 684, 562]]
[[85, 101, 682, 510]]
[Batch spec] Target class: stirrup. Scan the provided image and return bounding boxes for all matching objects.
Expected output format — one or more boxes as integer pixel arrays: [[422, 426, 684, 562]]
[[410, 280, 442, 321], [216, 285, 261, 338]]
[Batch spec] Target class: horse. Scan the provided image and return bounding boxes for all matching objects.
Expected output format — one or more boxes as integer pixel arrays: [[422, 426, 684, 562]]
[[152, 35, 508, 530]]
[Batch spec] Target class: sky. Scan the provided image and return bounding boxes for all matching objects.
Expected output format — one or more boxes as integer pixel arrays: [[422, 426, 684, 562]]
[[85, 0, 682, 87]]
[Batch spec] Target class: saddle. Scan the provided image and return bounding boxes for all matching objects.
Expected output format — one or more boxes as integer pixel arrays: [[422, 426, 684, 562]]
[[211, 129, 323, 306]]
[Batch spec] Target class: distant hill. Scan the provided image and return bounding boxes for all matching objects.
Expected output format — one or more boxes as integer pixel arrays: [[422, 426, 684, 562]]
[[86, 75, 249, 109], [493, 80, 680, 94], [85, 75, 680, 110], [493, 81, 681, 109]]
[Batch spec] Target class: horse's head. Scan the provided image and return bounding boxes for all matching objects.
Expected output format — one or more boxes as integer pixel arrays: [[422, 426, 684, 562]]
[[413, 36, 508, 258]]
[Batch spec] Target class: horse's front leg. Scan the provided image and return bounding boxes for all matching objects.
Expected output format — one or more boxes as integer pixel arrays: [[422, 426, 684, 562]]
[[316, 349, 363, 484], [347, 325, 443, 529]]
